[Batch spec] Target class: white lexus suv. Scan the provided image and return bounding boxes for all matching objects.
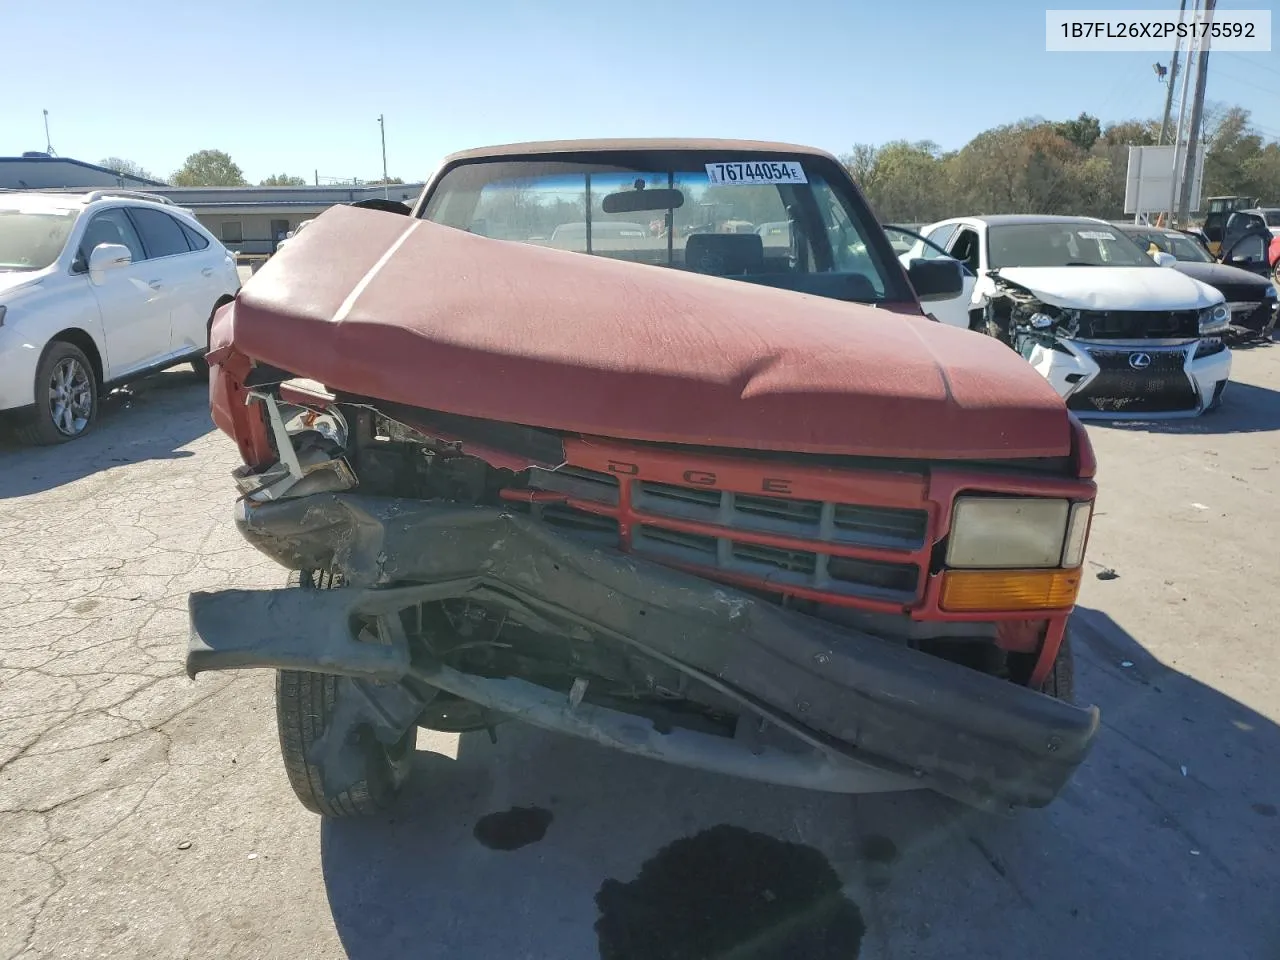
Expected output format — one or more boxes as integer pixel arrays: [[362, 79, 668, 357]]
[[0, 190, 240, 444]]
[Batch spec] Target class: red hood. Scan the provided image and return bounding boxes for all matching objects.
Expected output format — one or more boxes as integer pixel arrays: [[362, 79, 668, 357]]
[[220, 205, 1072, 460]]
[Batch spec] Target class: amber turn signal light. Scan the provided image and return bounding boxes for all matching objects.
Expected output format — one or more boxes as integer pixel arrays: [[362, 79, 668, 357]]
[[939, 568, 1082, 613]]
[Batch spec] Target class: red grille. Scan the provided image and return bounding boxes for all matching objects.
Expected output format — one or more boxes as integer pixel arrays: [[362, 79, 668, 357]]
[[504, 441, 936, 612]]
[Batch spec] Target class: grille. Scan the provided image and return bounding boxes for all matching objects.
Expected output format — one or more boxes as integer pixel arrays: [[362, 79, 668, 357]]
[[633, 480, 928, 550], [1088, 349, 1188, 372], [534, 503, 620, 545], [1068, 348, 1196, 413], [527, 466, 929, 605], [1078, 310, 1200, 339]]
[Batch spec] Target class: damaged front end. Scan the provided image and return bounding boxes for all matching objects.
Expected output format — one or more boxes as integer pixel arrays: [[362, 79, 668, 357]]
[[191, 364, 1100, 814], [986, 273, 1232, 418]]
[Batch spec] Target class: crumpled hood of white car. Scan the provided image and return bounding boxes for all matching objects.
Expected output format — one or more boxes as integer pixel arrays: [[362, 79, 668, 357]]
[[997, 266, 1222, 311]]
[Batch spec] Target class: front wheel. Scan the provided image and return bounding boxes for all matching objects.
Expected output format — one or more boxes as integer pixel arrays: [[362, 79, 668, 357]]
[[13, 340, 99, 446], [275, 570, 417, 817]]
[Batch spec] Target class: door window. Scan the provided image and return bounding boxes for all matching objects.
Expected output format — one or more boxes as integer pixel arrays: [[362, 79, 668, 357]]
[[924, 223, 958, 254], [180, 221, 210, 250], [948, 228, 981, 273], [79, 209, 146, 266], [129, 208, 192, 259]]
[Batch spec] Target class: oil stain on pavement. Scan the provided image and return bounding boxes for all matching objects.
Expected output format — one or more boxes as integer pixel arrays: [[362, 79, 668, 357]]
[[594, 824, 865, 959], [472, 806, 554, 850]]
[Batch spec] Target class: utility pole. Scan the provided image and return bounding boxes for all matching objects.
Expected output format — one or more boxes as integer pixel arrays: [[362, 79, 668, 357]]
[[1167, 0, 1199, 224], [1177, 0, 1215, 225], [377, 114, 389, 199], [1157, 0, 1188, 145]]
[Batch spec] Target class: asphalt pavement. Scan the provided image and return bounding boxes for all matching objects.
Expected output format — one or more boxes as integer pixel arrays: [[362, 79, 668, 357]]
[[1, 345, 1278, 960]]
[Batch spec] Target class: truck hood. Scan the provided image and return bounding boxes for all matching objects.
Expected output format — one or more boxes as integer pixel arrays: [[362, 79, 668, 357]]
[[222, 205, 1073, 460], [996, 265, 1222, 311]]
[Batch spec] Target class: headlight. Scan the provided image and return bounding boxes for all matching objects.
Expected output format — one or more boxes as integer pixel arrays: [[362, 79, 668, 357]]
[[1199, 303, 1230, 334], [1264, 284, 1277, 299], [946, 497, 1092, 569]]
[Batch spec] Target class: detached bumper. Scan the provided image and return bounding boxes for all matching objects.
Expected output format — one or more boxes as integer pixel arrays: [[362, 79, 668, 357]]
[[188, 494, 1100, 811]]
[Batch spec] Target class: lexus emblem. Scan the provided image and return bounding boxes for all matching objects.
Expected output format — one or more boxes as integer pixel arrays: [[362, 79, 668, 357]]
[[1128, 352, 1152, 370]]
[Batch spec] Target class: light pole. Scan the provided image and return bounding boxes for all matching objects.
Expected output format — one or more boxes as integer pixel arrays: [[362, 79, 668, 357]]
[[377, 114, 389, 199], [42, 109, 55, 156]]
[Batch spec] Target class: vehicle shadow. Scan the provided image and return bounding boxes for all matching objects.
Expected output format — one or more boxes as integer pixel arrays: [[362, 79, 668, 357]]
[[1090, 379, 1280, 435], [0, 367, 213, 499], [319, 607, 1280, 960]]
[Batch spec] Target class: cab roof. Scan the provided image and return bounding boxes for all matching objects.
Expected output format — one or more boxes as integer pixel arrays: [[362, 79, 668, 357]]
[[441, 138, 840, 164]]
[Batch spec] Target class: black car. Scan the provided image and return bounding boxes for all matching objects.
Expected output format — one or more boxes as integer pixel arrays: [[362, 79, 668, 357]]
[[1116, 224, 1278, 341]]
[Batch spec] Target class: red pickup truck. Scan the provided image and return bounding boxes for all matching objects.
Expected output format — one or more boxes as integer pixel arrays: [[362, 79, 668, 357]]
[[188, 139, 1099, 820]]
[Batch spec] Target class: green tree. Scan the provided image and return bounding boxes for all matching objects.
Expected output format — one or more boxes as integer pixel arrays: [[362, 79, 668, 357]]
[[1053, 112, 1102, 152], [368, 176, 404, 185], [170, 149, 247, 187], [259, 174, 308, 187], [98, 157, 157, 181]]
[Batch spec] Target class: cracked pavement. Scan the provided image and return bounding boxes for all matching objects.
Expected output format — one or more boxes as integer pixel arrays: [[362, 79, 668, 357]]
[[1, 347, 1279, 960]]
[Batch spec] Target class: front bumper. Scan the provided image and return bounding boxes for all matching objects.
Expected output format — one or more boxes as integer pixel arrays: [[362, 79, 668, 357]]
[[187, 494, 1100, 812], [1029, 339, 1232, 419], [1226, 299, 1278, 337]]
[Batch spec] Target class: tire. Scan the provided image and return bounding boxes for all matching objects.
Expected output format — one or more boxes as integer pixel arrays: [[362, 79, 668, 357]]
[[13, 340, 99, 446], [275, 569, 417, 817], [1040, 632, 1075, 704]]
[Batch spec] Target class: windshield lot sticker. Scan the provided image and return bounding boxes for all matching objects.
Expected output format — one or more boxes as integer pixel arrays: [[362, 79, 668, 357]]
[[705, 161, 808, 185], [1077, 231, 1116, 241]]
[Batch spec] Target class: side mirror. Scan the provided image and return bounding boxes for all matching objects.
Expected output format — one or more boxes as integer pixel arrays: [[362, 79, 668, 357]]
[[88, 243, 132, 284], [1152, 251, 1177, 267], [907, 257, 964, 302]]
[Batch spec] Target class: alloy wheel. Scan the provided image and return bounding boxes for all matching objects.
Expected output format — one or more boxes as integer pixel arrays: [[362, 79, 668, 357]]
[[48, 357, 93, 437]]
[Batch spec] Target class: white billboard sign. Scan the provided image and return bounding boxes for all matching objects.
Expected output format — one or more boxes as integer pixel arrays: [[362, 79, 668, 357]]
[[1125, 144, 1205, 216]]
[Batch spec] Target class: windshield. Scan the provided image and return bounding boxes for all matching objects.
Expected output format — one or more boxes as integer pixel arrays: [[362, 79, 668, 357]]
[[1131, 230, 1213, 263], [1263, 210, 1280, 227], [420, 153, 908, 304], [0, 208, 79, 271], [988, 222, 1155, 268]]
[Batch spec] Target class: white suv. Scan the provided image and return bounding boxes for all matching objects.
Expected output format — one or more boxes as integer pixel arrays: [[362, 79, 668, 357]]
[[0, 190, 241, 445]]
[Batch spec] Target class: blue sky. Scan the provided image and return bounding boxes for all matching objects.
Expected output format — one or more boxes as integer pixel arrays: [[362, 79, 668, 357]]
[[4, 0, 1279, 184]]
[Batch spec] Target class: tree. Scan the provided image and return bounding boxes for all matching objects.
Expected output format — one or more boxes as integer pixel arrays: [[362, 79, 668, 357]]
[[1053, 112, 1102, 152], [170, 150, 247, 187], [260, 174, 308, 187], [98, 157, 157, 181], [368, 176, 404, 185], [1100, 119, 1159, 146]]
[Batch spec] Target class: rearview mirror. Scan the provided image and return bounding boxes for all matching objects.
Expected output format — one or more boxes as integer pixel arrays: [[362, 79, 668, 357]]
[[602, 187, 685, 215], [906, 258, 964, 302], [1152, 251, 1177, 267], [88, 243, 132, 284]]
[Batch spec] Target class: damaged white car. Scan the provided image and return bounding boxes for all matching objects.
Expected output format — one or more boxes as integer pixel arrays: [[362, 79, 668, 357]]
[[915, 215, 1232, 417]]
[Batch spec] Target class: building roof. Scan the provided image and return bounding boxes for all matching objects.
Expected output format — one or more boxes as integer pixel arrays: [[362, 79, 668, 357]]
[[442, 138, 839, 164], [0, 155, 167, 187]]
